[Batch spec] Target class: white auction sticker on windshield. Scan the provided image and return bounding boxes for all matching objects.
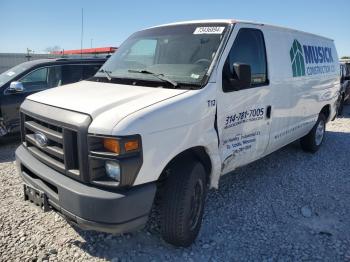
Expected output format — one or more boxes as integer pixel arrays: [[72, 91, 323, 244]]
[[193, 27, 225, 34], [191, 73, 200, 79]]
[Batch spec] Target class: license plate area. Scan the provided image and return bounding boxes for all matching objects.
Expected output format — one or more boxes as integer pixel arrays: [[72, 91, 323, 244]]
[[24, 184, 50, 212]]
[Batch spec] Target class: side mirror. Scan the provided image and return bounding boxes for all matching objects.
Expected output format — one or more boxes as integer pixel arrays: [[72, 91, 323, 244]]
[[224, 63, 251, 92], [8, 81, 25, 93]]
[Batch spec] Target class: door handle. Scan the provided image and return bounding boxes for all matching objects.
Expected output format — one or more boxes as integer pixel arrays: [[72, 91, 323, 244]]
[[266, 105, 272, 119]]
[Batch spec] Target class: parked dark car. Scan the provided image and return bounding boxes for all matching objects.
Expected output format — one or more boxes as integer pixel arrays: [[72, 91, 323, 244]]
[[0, 58, 106, 137], [338, 62, 350, 115]]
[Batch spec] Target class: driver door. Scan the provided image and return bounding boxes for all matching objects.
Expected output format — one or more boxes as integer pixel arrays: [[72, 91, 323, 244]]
[[216, 26, 272, 174]]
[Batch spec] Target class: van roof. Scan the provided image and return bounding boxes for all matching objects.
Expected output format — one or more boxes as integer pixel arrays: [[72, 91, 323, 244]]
[[149, 19, 334, 41]]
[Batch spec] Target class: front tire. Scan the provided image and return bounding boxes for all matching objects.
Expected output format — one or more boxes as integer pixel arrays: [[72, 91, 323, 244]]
[[160, 159, 207, 247], [300, 113, 326, 153]]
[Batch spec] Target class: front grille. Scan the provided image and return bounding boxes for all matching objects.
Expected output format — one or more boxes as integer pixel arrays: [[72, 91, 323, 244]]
[[22, 114, 81, 179]]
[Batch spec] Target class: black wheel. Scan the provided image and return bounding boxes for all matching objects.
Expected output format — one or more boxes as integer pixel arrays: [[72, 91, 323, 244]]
[[160, 159, 207, 247], [300, 113, 326, 153]]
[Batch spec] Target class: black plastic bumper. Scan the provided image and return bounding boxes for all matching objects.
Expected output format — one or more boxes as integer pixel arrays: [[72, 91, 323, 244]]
[[15, 145, 156, 234]]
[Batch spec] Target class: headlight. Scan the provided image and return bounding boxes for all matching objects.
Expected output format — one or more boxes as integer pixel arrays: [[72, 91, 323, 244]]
[[88, 134, 143, 188], [105, 161, 121, 182]]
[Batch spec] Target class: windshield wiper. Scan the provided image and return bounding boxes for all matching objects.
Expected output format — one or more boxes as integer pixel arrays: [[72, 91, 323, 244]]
[[128, 69, 178, 88], [98, 69, 112, 81]]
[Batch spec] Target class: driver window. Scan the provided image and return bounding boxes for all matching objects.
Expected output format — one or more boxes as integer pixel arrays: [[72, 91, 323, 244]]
[[223, 28, 268, 91], [19, 67, 49, 92]]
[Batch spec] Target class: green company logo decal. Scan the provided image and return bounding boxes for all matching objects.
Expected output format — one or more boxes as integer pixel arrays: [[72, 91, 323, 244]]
[[290, 40, 306, 77], [289, 39, 335, 77]]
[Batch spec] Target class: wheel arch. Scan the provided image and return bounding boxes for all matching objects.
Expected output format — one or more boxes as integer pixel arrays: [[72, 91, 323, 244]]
[[157, 146, 213, 187]]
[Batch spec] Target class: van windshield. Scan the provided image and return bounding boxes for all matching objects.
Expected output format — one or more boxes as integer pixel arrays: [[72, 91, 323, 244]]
[[94, 23, 229, 88], [0, 63, 30, 87]]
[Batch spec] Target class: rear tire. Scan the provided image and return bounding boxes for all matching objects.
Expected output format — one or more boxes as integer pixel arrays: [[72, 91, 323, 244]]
[[160, 159, 207, 247], [300, 113, 326, 153]]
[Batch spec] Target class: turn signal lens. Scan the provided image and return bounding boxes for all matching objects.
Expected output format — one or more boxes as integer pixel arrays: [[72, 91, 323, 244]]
[[124, 140, 139, 152], [103, 138, 120, 154]]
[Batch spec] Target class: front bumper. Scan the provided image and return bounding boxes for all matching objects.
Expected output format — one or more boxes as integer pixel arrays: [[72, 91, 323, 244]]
[[15, 145, 156, 234]]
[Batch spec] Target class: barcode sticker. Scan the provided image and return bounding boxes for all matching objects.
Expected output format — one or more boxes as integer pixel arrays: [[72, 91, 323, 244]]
[[193, 27, 225, 34]]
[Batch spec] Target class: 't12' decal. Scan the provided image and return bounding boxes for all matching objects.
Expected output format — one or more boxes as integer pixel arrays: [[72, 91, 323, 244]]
[[207, 100, 216, 107]]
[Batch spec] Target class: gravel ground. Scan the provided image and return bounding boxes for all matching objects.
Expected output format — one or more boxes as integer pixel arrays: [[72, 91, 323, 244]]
[[1, 107, 350, 262]]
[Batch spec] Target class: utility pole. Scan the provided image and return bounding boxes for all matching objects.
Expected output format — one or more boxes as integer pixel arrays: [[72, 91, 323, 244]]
[[25, 48, 33, 61]]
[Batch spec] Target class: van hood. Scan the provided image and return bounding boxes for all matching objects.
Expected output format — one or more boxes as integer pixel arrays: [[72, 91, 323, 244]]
[[27, 81, 188, 120]]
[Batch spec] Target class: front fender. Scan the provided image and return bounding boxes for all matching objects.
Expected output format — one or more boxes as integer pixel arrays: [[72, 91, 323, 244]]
[[132, 116, 221, 188]]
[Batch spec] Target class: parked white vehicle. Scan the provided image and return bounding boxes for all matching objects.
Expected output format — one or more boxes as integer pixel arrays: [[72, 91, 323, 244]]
[[16, 19, 340, 247]]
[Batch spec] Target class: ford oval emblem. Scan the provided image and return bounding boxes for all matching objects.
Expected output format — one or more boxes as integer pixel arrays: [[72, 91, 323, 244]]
[[34, 132, 48, 147]]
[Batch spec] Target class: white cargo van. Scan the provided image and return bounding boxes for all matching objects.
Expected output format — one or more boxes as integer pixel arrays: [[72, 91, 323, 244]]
[[16, 19, 340, 247]]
